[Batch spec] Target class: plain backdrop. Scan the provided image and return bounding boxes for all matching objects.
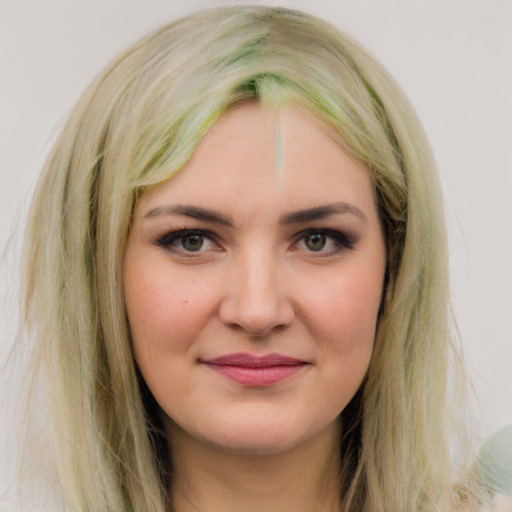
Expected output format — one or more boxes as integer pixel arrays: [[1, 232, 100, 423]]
[[1, 0, 511, 504]]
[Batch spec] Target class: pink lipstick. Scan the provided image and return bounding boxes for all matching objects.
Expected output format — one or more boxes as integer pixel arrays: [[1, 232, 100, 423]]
[[201, 353, 307, 386]]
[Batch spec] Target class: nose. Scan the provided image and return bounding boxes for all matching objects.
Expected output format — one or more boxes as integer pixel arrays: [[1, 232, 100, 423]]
[[218, 247, 295, 337]]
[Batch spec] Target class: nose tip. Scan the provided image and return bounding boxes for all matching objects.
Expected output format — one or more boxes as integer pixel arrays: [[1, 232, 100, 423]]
[[218, 254, 295, 337]]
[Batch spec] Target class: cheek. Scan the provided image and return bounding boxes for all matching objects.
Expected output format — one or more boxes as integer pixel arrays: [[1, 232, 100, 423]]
[[297, 261, 384, 380], [123, 260, 219, 361], [304, 268, 382, 339], [124, 265, 221, 406]]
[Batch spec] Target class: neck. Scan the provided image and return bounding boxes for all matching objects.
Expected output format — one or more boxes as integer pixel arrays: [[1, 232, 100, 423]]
[[167, 420, 343, 512]]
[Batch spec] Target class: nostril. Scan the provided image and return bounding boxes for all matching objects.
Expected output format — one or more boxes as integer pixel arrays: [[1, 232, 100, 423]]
[[222, 311, 293, 338]]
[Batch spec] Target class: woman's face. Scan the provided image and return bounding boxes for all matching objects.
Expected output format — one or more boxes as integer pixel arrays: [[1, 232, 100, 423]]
[[124, 103, 386, 455]]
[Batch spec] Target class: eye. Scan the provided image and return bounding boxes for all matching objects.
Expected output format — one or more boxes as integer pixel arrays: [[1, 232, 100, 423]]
[[304, 232, 328, 251], [180, 233, 205, 252], [294, 229, 355, 255], [154, 229, 220, 254]]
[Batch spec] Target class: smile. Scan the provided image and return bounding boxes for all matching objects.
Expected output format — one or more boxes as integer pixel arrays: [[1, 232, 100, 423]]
[[200, 353, 309, 386]]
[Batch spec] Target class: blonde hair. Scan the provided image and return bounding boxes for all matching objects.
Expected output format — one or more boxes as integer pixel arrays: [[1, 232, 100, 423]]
[[20, 5, 478, 511]]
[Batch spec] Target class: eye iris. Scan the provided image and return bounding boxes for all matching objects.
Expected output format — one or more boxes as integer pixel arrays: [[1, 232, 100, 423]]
[[182, 234, 204, 251], [305, 233, 326, 251]]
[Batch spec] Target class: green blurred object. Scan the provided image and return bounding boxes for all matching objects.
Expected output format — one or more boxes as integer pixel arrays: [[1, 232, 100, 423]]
[[477, 424, 512, 496]]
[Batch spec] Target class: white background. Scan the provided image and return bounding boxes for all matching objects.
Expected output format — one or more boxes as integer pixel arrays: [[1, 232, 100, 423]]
[[1, 0, 511, 502]]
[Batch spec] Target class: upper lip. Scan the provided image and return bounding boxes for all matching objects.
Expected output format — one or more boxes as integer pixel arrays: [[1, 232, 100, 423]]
[[201, 353, 306, 368]]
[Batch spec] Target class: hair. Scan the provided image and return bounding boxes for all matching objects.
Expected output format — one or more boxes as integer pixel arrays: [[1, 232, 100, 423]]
[[19, 5, 479, 511]]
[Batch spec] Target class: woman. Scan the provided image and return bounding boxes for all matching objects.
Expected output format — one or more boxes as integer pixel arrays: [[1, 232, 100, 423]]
[[17, 5, 482, 511]]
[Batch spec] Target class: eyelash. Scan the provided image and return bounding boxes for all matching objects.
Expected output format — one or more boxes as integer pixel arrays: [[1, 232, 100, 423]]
[[294, 228, 356, 255], [154, 228, 219, 254], [153, 227, 356, 256]]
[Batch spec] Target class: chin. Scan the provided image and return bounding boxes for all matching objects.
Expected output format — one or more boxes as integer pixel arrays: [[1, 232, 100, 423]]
[[194, 414, 340, 457]]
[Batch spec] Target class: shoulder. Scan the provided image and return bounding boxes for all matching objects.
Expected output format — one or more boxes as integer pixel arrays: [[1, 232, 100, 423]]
[[476, 425, 512, 512]]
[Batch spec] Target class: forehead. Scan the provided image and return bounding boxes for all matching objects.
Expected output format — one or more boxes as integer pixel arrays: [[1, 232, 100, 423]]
[[135, 103, 376, 220]]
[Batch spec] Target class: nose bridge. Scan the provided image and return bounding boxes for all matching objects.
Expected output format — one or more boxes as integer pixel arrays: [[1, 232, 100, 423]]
[[242, 244, 278, 306], [220, 242, 293, 336]]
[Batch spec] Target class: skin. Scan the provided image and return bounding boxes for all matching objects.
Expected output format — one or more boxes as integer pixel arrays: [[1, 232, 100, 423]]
[[123, 103, 387, 512]]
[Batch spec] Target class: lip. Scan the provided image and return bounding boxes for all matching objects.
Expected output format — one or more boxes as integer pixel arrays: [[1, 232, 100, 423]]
[[200, 353, 308, 386]]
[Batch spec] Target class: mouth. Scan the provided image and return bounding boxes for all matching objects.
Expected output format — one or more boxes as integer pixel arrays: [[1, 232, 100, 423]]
[[200, 353, 308, 386]]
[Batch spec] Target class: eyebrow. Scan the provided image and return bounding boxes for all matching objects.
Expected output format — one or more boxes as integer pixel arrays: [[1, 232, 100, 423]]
[[143, 201, 367, 225], [144, 205, 233, 226], [280, 202, 368, 225]]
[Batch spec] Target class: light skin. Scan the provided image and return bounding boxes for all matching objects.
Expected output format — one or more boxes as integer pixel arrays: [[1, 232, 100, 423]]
[[123, 103, 387, 512]]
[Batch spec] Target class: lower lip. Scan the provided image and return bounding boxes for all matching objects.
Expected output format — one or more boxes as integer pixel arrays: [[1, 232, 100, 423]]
[[204, 363, 306, 386]]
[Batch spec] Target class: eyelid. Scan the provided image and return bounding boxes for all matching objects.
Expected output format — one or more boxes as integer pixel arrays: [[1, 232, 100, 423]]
[[152, 226, 357, 258], [292, 228, 357, 254], [153, 228, 222, 254]]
